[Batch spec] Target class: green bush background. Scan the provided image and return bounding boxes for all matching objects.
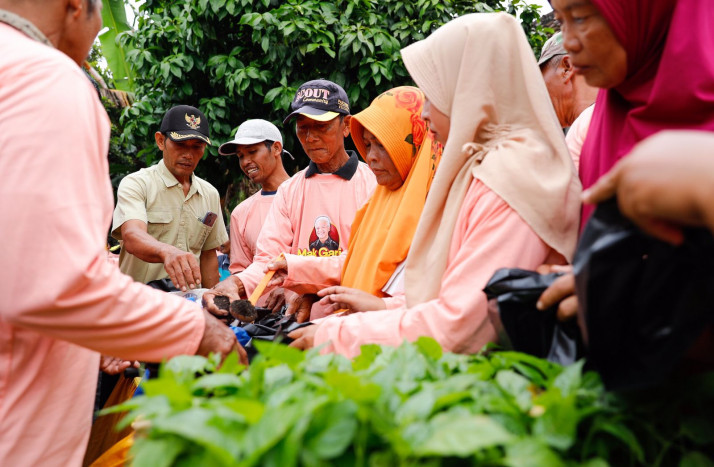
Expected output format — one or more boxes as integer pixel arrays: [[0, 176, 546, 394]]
[[105, 0, 550, 214]]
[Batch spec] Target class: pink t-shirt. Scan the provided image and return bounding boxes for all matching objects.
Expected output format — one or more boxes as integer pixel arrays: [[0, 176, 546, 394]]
[[565, 104, 594, 171], [229, 190, 276, 274], [237, 159, 376, 309], [0, 24, 205, 466], [313, 179, 564, 357]]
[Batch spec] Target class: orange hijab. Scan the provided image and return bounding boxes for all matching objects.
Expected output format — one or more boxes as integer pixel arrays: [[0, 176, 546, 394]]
[[341, 86, 440, 297]]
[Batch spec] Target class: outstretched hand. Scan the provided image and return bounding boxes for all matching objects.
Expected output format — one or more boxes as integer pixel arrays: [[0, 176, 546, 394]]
[[317, 286, 386, 315], [583, 131, 714, 245], [162, 247, 202, 292], [265, 257, 288, 288], [100, 356, 140, 375], [202, 275, 246, 320]]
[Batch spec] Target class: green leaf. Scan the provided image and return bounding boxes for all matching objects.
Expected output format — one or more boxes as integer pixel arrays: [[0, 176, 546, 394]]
[[552, 360, 584, 396], [680, 451, 714, 467], [412, 411, 513, 456], [416, 336, 443, 361], [504, 439, 565, 467], [303, 401, 358, 459], [99, 0, 135, 91], [131, 436, 185, 467]]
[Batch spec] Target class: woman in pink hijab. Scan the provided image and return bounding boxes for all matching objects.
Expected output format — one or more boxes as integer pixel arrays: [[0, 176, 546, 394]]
[[551, 0, 714, 226], [541, 0, 714, 319]]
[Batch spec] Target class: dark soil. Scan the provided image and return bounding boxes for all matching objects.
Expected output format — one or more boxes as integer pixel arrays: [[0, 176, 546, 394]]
[[213, 295, 230, 312], [230, 299, 257, 322]]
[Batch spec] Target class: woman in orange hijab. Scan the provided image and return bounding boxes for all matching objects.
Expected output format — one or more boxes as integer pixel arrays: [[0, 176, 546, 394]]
[[269, 86, 440, 315]]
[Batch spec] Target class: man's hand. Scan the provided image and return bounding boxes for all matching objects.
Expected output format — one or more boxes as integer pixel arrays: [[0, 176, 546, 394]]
[[583, 131, 714, 245], [196, 310, 248, 365], [265, 287, 286, 313], [265, 257, 288, 287], [536, 271, 577, 322], [317, 286, 386, 315], [286, 294, 317, 323], [288, 324, 318, 350], [162, 246, 202, 291], [202, 275, 246, 320], [100, 356, 140, 375]]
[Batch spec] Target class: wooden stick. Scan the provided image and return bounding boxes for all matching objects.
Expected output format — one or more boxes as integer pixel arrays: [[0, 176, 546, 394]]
[[248, 253, 284, 305]]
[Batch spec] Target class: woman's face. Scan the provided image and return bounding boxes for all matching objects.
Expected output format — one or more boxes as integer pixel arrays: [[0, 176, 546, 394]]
[[362, 129, 403, 191], [551, 0, 627, 89], [421, 99, 450, 145]]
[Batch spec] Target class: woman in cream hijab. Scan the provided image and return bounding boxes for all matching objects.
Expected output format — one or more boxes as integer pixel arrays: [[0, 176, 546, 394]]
[[288, 13, 581, 356]]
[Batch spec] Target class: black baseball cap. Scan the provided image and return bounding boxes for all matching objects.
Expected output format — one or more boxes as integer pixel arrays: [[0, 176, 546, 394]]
[[160, 105, 211, 145], [283, 79, 350, 124]]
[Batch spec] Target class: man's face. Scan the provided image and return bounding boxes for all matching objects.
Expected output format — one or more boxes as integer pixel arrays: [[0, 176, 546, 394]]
[[236, 141, 279, 186], [540, 59, 571, 128], [58, 0, 104, 66], [156, 133, 207, 180], [315, 219, 329, 241], [295, 115, 349, 165]]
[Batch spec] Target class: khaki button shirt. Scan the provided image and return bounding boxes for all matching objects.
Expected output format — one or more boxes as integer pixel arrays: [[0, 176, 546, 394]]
[[112, 159, 228, 283]]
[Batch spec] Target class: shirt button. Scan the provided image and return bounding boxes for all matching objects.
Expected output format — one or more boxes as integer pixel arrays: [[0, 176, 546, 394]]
[[181, 221, 185, 226]]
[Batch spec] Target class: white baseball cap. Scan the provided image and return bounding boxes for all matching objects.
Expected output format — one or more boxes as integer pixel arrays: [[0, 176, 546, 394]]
[[218, 119, 283, 155]]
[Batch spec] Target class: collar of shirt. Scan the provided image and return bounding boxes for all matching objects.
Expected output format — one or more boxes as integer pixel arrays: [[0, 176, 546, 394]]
[[305, 150, 359, 180], [157, 159, 204, 198], [0, 10, 53, 47]]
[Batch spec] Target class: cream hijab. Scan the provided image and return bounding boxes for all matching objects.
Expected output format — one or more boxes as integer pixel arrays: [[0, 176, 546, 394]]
[[402, 13, 581, 307]]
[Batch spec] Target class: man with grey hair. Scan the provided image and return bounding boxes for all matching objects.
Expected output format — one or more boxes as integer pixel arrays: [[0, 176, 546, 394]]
[[0, 1, 244, 464], [538, 31, 599, 167]]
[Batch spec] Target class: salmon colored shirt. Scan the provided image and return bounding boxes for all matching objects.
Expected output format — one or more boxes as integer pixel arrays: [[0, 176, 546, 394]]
[[229, 190, 277, 274], [236, 155, 376, 303], [0, 24, 205, 466], [314, 179, 563, 357], [565, 104, 594, 172]]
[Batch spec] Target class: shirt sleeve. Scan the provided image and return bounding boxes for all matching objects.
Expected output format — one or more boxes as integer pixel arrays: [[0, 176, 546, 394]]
[[281, 253, 345, 295], [313, 181, 552, 358], [229, 201, 255, 274], [237, 184, 296, 295], [111, 174, 148, 240]]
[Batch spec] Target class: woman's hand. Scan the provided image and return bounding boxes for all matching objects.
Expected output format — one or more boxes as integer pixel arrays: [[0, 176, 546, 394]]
[[317, 286, 386, 315], [288, 325, 319, 350], [583, 131, 714, 245], [265, 257, 288, 287]]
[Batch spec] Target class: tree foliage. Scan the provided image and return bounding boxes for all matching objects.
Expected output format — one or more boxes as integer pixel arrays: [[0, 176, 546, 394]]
[[118, 0, 549, 209]]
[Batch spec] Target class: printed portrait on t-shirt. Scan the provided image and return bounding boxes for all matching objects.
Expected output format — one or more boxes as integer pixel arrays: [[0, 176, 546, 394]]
[[308, 215, 340, 255]]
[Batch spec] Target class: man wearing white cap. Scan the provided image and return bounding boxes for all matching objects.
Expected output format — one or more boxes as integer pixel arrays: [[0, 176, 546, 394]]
[[218, 119, 290, 276]]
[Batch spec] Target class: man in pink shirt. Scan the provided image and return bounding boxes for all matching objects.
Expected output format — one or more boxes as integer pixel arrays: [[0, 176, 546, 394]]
[[220, 119, 291, 310], [204, 80, 377, 318], [0, 1, 244, 465], [220, 119, 291, 275]]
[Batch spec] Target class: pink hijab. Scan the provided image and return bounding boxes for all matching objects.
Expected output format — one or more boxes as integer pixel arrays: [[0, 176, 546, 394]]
[[580, 0, 714, 225]]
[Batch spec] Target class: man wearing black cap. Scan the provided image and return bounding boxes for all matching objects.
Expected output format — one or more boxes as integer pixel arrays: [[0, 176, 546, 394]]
[[112, 105, 228, 291], [204, 79, 376, 320]]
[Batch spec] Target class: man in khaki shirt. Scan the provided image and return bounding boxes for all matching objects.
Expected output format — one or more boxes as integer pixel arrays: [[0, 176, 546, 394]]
[[112, 105, 228, 291]]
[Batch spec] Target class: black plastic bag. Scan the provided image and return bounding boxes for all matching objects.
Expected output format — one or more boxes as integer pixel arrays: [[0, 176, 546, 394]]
[[574, 198, 714, 390], [483, 268, 583, 365], [241, 309, 313, 361]]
